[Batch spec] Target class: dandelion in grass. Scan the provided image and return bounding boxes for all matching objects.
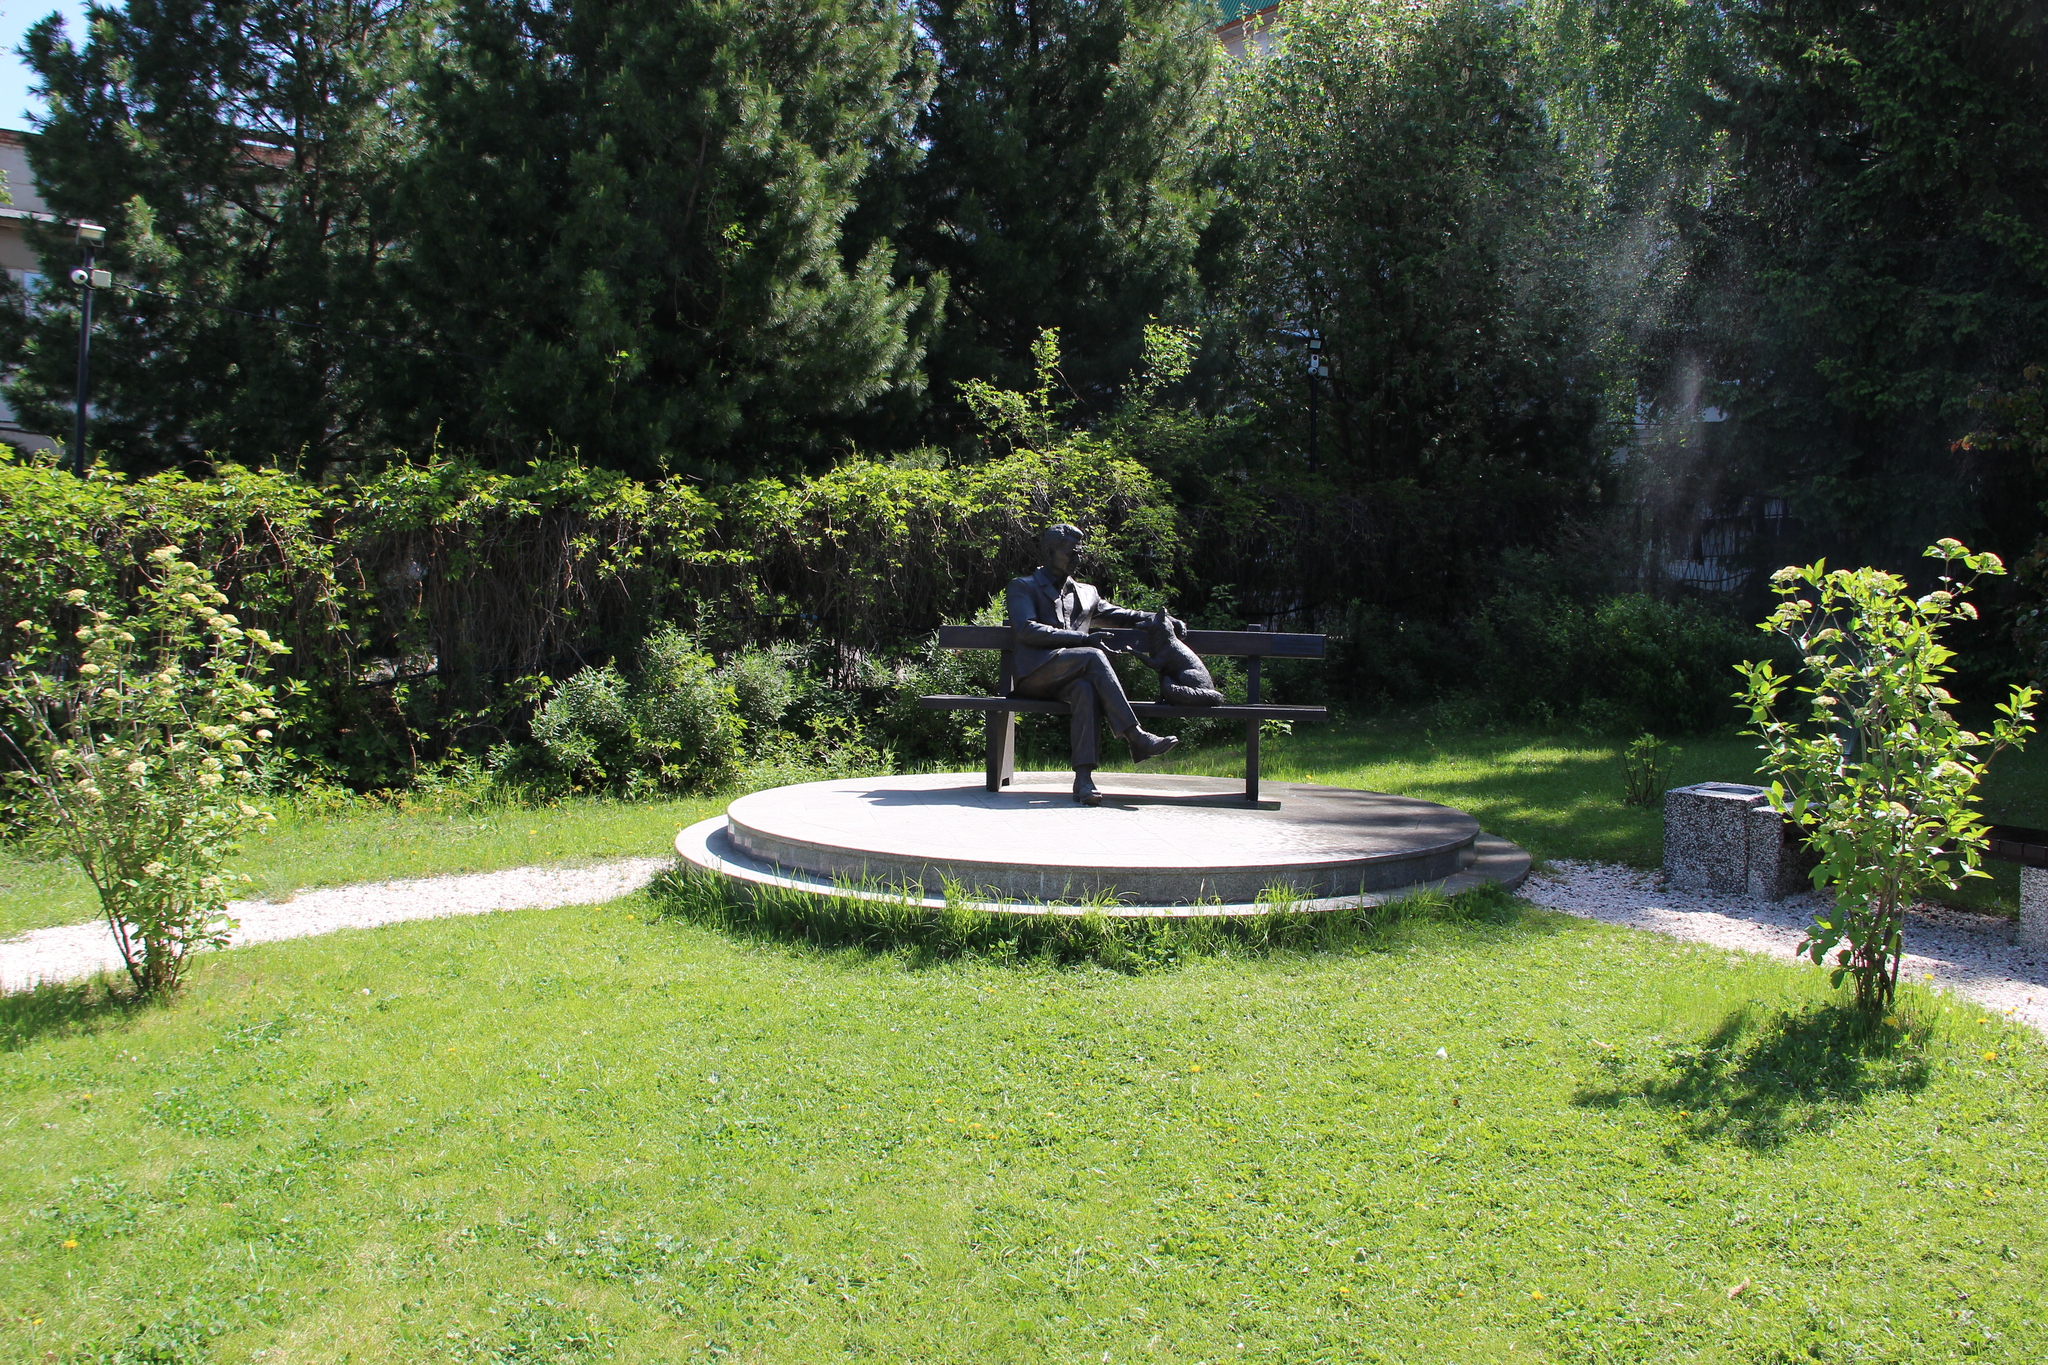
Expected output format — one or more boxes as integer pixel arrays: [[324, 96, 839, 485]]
[[61, 1240, 77, 1249]]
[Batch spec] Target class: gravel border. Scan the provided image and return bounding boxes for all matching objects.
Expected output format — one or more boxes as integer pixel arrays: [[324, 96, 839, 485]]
[[0, 857, 672, 993], [1523, 859, 2048, 1036]]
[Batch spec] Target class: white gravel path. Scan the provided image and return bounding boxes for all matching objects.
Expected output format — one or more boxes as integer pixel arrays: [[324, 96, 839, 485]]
[[0, 857, 672, 992], [7, 851, 2044, 1039], [1523, 859, 2048, 1036]]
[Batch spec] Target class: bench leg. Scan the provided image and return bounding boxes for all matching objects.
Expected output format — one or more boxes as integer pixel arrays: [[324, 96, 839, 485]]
[[1245, 717, 1260, 804], [985, 709, 1015, 791], [1244, 644, 1262, 803]]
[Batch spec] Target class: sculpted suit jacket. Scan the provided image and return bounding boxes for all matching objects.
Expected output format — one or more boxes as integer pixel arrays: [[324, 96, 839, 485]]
[[1005, 567, 1150, 681]]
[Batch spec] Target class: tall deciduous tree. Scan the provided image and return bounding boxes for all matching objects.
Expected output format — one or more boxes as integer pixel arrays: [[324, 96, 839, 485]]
[[2, 0, 434, 474], [1207, 0, 1607, 615], [1221, 0, 1601, 481], [376, 0, 941, 479], [1673, 0, 2048, 572], [892, 0, 1218, 436]]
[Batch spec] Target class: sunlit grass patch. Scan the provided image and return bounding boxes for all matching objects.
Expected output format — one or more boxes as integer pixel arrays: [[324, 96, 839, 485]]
[[3, 892, 2043, 1361], [0, 791, 719, 939], [649, 863, 1519, 968]]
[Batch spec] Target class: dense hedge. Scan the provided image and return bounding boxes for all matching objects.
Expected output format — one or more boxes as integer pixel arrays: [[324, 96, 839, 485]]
[[0, 449, 1177, 786], [1330, 590, 1774, 733]]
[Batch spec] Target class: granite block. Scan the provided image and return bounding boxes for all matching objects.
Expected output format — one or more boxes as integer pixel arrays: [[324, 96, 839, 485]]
[[1745, 802, 1816, 901], [2022, 866, 2048, 953], [1665, 782, 1768, 893]]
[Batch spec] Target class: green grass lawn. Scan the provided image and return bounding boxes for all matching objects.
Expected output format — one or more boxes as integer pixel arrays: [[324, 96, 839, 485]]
[[3, 894, 2043, 1362], [8, 714, 2046, 939], [0, 793, 724, 940], [1136, 712, 2048, 916]]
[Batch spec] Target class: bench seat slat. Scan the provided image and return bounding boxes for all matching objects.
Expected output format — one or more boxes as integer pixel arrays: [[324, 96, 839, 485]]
[[934, 624, 1324, 659], [918, 695, 1327, 722]]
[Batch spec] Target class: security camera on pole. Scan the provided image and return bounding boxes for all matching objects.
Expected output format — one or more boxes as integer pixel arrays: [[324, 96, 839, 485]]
[[69, 221, 110, 479]]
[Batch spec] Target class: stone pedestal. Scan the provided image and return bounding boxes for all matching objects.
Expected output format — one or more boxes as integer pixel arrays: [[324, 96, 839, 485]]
[[1665, 782, 1812, 900], [1746, 803, 1818, 900], [2022, 867, 2048, 952]]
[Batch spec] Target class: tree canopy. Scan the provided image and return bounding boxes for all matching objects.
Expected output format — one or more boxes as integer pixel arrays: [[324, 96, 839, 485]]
[[5, 0, 2048, 673], [3, 0, 435, 474]]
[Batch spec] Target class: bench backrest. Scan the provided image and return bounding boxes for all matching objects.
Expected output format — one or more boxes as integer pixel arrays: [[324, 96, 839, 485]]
[[936, 624, 1325, 659]]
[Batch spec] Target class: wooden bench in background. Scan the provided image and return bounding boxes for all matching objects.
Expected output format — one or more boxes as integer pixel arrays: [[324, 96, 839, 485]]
[[916, 624, 1328, 804], [1985, 825, 2048, 868]]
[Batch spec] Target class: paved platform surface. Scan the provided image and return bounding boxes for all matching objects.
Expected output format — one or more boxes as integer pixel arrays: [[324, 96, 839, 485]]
[[712, 772, 1508, 907]]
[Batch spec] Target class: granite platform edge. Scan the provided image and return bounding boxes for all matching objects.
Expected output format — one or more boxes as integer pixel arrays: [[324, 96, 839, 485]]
[[676, 817, 1532, 919]]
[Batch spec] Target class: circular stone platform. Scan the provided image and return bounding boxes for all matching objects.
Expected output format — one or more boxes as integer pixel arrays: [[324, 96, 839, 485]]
[[675, 772, 1530, 917]]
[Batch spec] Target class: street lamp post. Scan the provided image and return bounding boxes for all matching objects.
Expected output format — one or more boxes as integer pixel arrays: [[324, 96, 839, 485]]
[[70, 220, 109, 479], [1277, 327, 1327, 471], [1305, 332, 1325, 472]]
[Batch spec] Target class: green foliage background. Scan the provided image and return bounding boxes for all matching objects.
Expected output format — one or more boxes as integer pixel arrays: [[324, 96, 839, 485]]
[[6, 0, 2048, 764], [0, 446, 1179, 787]]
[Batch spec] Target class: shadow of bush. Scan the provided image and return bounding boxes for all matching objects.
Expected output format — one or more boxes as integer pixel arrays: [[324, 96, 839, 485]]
[[646, 867, 1524, 971], [0, 976, 146, 1051], [1575, 1002, 1932, 1150]]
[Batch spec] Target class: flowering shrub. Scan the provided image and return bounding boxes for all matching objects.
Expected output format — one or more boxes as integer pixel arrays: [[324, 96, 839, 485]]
[[1, 547, 288, 996], [1738, 540, 2036, 1017]]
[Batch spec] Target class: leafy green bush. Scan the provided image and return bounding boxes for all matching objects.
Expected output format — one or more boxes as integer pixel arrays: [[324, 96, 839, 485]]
[[1739, 541, 2037, 1017], [1331, 591, 1764, 732], [719, 644, 800, 742], [531, 626, 744, 794], [739, 716, 893, 791], [635, 626, 747, 790], [529, 663, 638, 787], [0, 548, 287, 996], [1619, 733, 1680, 806]]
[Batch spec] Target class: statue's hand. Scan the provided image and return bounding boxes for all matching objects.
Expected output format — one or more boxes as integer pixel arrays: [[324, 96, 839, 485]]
[[1087, 630, 1129, 654]]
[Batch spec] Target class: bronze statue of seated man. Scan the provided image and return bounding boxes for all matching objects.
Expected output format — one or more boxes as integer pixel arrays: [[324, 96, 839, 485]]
[[1007, 523, 1179, 805]]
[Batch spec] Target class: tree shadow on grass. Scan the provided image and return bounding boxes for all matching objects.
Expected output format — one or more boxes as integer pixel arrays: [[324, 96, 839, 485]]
[[1574, 1002, 1931, 1151], [0, 976, 146, 1051]]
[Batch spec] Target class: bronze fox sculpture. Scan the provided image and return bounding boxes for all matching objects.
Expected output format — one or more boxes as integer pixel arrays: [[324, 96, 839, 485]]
[[1133, 608, 1223, 706]]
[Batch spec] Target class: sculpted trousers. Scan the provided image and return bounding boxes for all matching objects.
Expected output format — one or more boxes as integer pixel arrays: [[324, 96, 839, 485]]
[[1012, 647, 1139, 768]]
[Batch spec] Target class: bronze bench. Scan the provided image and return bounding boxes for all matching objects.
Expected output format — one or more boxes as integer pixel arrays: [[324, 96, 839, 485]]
[[916, 623, 1328, 803]]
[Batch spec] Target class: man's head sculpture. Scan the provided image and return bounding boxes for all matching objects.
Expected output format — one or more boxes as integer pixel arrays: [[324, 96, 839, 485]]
[[1041, 523, 1084, 561]]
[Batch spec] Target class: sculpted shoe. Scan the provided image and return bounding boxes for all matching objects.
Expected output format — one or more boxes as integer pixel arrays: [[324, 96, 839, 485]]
[[1072, 769, 1103, 806], [1126, 728, 1179, 762]]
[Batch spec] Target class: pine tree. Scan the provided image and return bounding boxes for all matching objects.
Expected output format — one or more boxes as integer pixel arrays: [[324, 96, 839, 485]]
[[893, 0, 1218, 438], [1, 0, 434, 474], [375, 0, 941, 478]]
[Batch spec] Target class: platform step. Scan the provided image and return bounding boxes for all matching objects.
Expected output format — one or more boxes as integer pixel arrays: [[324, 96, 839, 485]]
[[675, 772, 1522, 913]]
